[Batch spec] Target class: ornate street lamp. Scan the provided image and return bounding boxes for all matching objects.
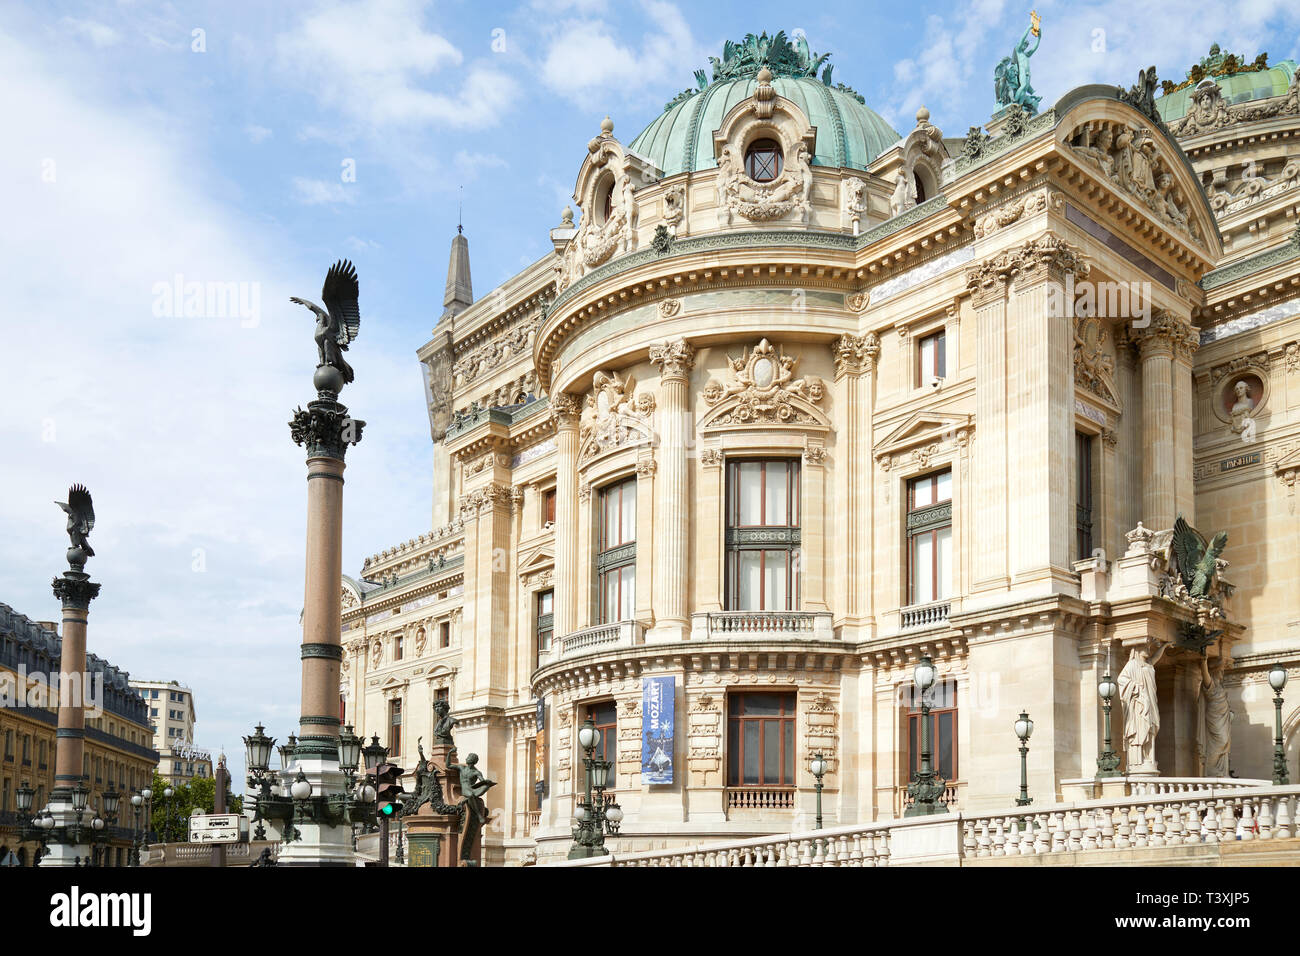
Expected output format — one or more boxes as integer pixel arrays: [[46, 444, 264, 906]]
[[1270, 664, 1289, 785], [1014, 711, 1034, 806], [278, 734, 298, 773], [905, 656, 948, 817], [810, 753, 828, 831], [16, 783, 33, 816], [568, 717, 622, 858], [338, 725, 362, 779], [130, 792, 143, 866], [1096, 673, 1120, 777], [163, 787, 175, 844]]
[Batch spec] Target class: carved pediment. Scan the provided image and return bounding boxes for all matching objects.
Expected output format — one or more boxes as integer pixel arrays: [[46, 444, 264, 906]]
[[578, 369, 656, 465], [699, 338, 829, 431], [873, 411, 972, 469], [519, 545, 555, 588]]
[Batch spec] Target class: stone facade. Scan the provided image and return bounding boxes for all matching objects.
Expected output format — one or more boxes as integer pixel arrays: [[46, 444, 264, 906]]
[[344, 40, 1300, 865]]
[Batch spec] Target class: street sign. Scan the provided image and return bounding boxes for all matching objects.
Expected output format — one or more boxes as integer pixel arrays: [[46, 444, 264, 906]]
[[188, 813, 248, 845]]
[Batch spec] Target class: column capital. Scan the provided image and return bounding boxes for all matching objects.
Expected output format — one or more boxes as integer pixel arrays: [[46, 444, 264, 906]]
[[51, 571, 99, 610], [1009, 233, 1090, 288], [458, 481, 514, 520], [649, 338, 695, 381], [833, 332, 880, 377], [549, 391, 582, 429], [1125, 310, 1199, 360], [290, 394, 364, 460]]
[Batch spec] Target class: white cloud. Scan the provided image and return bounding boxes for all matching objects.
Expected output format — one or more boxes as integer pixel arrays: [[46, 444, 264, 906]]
[[537, 1, 709, 108], [291, 176, 356, 204], [275, 0, 518, 130], [61, 16, 121, 48], [245, 124, 273, 144]]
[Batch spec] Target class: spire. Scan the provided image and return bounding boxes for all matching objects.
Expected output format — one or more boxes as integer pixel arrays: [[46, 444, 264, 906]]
[[441, 216, 472, 324]]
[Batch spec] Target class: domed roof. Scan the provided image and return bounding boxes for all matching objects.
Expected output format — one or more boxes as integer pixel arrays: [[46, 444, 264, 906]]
[[1157, 45, 1296, 122], [628, 32, 901, 177]]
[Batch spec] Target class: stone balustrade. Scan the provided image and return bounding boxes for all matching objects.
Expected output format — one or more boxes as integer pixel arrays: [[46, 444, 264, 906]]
[[726, 787, 796, 811], [559, 620, 644, 658], [543, 784, 1300, 867], [900, 600, 951, 630], [143, 839, 280, 867], [691, 610, 834, 641]]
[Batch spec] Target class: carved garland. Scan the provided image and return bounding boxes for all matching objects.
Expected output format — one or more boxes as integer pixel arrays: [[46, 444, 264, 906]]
[[699, 338, 828, 429]]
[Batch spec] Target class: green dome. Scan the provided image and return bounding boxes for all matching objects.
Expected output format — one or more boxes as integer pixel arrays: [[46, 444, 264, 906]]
[[628, 34, 900, 176], [1157, 48, 1296, 122]]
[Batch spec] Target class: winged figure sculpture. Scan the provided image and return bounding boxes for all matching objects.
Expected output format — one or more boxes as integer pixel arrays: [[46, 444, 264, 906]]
[[1170, 515, 1227, 600], [56, 484, 95, 557], [291, 259, 361, 384]]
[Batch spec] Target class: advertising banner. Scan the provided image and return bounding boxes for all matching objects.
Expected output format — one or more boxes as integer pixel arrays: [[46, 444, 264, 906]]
[[640, 676, 675, 784]]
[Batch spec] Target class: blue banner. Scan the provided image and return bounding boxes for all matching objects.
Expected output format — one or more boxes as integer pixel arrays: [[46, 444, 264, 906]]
[[641, 676, 674, 784]]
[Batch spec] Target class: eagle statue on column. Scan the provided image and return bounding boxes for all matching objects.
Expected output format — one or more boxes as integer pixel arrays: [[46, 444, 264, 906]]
[[291, 259, 361, 384], [56, 484, 95, 557]]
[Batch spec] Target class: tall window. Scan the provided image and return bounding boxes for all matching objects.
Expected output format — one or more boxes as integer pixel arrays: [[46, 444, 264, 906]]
[[585, 701, 617, 788], [543, 488, 557, 526], [388, 699, 402, 756], [727, 693, 796, 787], [439, 621, 450, 648], [904, 681, 958, 783], [536, 590, 554, 664], [597, 477, 636, 623], [393, 635, 404, 662], [907, 470, 952, 605], [745, 139, 783, 182], [917, 329, 946, 382], [726, 460, 801, 610], [4, 729, 12, 760], [1076, 432, 1095, 560]]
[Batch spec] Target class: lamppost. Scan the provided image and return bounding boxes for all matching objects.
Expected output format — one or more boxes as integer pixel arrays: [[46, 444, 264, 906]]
[[567, 718, 623, 859], [129, 792, 143, 865], [163, 786, 177, 843], [1014, 711, 1034, 806], [809, 753, 828, 831], [90, 789, 119, 866], [905, 656, 948, 817], [359, 733, 385, 842], [1096, 673, 1120, 777], [15, 783, 46, 864], [1270, 664, 1289, 786]]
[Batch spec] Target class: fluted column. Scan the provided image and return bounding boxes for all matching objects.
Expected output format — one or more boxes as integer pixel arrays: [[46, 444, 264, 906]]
[[1131, 313, 1194, 531], [649, 339, 694, 637], [551, 393, 582, 637], [833, 333, 880, 630], [966, 257, 1011, 592]]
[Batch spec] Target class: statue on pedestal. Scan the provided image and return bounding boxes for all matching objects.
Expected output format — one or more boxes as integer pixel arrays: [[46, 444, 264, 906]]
[[433, 698, 458, 746], [1118, 639, 1170, 773], [290, 259, 361, 387], [449, 753, 495, 866]]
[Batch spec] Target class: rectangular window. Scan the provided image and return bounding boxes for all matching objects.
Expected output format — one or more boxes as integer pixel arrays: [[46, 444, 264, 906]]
[[584, 701, 618, 789], [1076, 431, 1095, 561], [4, 729, 12, 761], [904, 681, 958, 783], [21, 735, 30, 766], [389, 699, 402, 756], [544, 488, 557, 526], [393, 636, 404, 661], [37, 740, 46, 769], [727, 692, 797, 787], [907, 470, 952, 605], [439, 621, 450, 648], [726, 460, 800, 610], [597, 477, 636, 623], [917, 329, 946, 383], [536, 589, 554, 664]]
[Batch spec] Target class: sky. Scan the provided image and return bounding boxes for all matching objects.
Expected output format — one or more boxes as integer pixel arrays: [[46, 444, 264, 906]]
[[3, 0, 1299, 791]]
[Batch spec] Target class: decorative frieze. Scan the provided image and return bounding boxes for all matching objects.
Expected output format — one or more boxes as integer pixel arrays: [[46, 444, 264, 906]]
[[833, 332, 880, 377], [451, 316, 540, 388], [700, 338, 827, 428], [579, 370, 656, 464]]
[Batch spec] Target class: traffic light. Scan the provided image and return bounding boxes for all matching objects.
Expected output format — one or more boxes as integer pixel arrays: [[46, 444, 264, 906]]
[[375, 762, 405, 819]]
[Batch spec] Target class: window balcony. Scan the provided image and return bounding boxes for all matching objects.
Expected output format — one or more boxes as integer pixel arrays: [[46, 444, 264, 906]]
[[725, 787, 796, 811], [691, 610, 834, 641], [557, 620, 645, 659], [900, 599, 951, 630]]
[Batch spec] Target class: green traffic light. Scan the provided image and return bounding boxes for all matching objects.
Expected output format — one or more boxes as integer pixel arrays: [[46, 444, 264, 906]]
[[381, 803, 394, 816]]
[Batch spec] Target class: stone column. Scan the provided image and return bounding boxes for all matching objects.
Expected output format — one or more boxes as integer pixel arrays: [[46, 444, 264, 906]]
[[45, 543, 101, 867], [1131, 312, 1197, 531], [551, 393, 582, 639], [649, 339, 694, 640], [283, 373, 364, 865], [833, 333, 880, 632], [966, 257, 1011, 592], [1006, 235, 1084, 590]]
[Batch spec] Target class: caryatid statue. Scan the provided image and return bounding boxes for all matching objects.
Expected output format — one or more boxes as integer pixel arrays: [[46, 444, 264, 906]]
[[1118, 639, 1170, 773], [1197, 651, 1232, 778], [994, 11, 1042, 115]]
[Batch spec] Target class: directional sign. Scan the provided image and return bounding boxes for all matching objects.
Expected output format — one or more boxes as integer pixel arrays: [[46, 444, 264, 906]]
[[188, 813, 248, 844]]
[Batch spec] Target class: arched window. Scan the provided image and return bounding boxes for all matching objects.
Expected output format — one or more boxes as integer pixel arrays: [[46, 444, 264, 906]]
[[745, 139, 783, 182], [599, 177, 615, 224], [914, 171, 927, 203]]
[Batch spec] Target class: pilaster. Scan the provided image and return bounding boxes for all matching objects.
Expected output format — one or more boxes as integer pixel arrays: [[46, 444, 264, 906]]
[[649, 339, 694, 639]]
